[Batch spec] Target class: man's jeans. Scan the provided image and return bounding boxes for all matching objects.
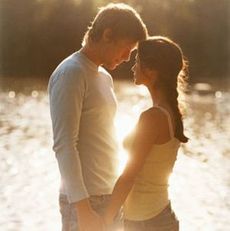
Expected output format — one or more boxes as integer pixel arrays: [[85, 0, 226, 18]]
[[59, 194, 123, 231]]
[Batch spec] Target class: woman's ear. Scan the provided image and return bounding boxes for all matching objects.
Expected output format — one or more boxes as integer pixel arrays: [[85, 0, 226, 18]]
[[102, 28, 113, 43], [144, 68, 158, 84], [143, 68, 156, 77], [150, 70, 158, 85]]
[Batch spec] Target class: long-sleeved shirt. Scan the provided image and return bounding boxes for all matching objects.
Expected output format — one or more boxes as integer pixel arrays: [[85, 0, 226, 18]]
[[48, 51, 119, 203]]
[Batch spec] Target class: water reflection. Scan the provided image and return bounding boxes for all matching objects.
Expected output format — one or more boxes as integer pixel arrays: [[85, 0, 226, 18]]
[[0, 78, 229, 230]]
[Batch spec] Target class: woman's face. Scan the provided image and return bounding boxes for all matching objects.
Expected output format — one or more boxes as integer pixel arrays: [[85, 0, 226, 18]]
[[132, 56, 157, 86]]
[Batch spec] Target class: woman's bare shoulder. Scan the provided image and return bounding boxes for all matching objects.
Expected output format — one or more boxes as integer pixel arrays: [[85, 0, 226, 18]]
[[140, 107, 163, 123]]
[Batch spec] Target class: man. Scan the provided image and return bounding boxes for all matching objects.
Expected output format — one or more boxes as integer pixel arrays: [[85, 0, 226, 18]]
[[48, 3, 147, 231]]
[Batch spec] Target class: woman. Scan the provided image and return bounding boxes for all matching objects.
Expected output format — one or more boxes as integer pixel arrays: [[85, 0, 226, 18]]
[[102, 36, 189, 230]]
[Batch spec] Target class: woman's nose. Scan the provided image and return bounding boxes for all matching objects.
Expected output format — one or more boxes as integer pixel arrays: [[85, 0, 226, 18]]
[[131, 64, 136, 72]]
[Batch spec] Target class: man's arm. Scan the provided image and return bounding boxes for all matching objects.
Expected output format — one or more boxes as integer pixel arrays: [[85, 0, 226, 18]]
[[49, 67, 104, 231], [49, 67, 88, 202]]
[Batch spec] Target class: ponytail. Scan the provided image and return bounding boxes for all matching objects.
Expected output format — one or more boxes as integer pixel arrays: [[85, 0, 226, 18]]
[[167, 84, 188, 143], [138, 36, 189, 143]]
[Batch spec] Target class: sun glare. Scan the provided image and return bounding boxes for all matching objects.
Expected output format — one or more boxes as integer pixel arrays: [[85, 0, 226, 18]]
[[114, 83, 151, 174], [115, 113, 135, 174]]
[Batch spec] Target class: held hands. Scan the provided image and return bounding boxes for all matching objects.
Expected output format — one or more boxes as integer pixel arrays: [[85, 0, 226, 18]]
[[75, 198, 105, 231], [77, 210, 114, 231], [101, 213, 113, 227], [77, 209, 105, 231]]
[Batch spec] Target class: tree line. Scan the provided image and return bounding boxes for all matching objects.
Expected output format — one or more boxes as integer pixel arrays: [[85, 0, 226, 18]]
[[1, 0, 229, 81]]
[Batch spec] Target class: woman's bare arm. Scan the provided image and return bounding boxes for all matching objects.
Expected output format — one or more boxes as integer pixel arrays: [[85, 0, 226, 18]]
[[103, 109, 160, 225]]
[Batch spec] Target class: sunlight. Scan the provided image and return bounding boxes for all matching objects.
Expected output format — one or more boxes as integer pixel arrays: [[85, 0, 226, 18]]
[[8, 91, 16, 98], [168, 173, 176, 198], [115, 113, 135, 174], [115, 114, 134, 143], [117, 149, 129, 175], [114, 83, 150, 175], [136, 84, 149, 97]]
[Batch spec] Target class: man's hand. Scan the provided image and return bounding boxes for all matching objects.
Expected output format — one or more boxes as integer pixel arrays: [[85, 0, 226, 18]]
[[101, 212, 114, 228], [74, 198, 105, 231]]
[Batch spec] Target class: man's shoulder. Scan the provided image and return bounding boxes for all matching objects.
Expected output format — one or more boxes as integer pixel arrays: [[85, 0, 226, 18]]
[[55, 52, 84, 74], [50, 53, 86, 80], [98, 66, 113, 80], [49, 53, 87, 90]]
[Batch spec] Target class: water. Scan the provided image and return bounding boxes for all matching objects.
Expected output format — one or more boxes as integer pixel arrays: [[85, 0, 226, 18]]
[[0, 77, 230, 231]]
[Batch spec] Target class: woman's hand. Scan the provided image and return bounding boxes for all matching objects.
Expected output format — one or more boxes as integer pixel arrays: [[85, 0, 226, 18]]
[[75, 198, 106, 231], [78, 210, 105, 231], [102, 213, 113, 226], [100, 213, 113, 231]]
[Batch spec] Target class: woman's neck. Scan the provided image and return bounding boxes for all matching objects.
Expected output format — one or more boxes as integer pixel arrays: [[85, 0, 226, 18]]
[[147, 84, 169, 108]]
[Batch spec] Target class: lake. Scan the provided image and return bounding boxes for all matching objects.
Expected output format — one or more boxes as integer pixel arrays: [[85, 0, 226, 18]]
[[0, 76, 230, 231]]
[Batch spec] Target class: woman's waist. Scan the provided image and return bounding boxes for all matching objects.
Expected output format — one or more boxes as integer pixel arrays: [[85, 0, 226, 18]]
[[127, 185, 168, 200], [124, 190, 169, 220], [133, 177, 169, 190]]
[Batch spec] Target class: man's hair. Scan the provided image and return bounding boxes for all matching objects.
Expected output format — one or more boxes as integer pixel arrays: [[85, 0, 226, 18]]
[[82, 3, 147, 45]]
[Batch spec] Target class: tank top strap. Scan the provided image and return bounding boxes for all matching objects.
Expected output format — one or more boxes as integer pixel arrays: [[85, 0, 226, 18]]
[[154, 105, 174, 138]]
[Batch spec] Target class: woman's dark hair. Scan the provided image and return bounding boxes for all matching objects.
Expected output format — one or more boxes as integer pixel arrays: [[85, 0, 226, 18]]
[[138, 36, 189, 143]]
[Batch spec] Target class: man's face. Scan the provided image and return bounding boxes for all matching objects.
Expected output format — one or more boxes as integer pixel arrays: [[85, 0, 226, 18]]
[[101, 39, 137, 70]]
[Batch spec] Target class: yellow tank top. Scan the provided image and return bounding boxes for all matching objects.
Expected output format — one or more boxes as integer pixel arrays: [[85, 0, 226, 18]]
[[124, 106, 180, 221]]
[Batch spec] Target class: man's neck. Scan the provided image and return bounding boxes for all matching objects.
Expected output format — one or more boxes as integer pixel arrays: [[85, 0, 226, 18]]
[[80, 43, 102, 67]]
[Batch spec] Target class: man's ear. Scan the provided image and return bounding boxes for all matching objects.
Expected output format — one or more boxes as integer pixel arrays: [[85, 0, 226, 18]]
[[102, 28, 113, 43]]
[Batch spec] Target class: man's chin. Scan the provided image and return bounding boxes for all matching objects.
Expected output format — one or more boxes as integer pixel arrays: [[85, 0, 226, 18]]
[[103, 63, 118, 70]]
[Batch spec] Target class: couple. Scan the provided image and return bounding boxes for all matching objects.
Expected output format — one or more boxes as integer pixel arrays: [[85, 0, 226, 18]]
[[48, 3, 188, 231]]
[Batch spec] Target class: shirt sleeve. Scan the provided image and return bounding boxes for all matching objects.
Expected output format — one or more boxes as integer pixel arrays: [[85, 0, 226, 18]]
[[48, 66, 89, 203]]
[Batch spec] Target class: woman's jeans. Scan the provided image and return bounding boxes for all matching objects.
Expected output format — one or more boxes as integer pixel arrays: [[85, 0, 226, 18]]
[[124, 203, 179, 231], [59, 194, 122, 231]]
